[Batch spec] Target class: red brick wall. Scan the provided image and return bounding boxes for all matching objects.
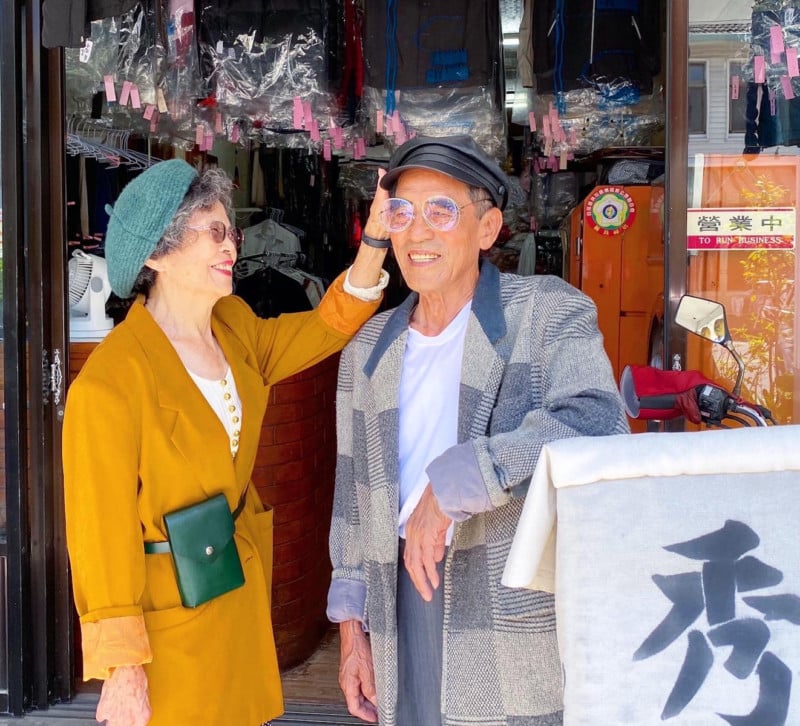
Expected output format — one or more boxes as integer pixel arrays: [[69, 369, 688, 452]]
[[255, 353, 340, 670]]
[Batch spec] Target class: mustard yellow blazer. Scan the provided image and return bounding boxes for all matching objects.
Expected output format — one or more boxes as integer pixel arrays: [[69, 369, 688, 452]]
[[62, 274, 380, 725]]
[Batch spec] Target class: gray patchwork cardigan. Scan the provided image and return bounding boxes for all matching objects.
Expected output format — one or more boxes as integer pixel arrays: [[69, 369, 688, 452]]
[[328, 262, 630, 725]]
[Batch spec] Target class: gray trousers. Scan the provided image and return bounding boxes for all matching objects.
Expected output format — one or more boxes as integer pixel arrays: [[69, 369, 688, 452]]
[[396, 539, 445, 726]]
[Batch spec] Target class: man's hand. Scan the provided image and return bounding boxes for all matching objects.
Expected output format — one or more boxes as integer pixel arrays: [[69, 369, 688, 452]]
[[349, 168, 391, 289], [339, 620, 378, 723], [403, 483, 452, 601], [361, 168, 392, 241], [96, 664, 151, 726]]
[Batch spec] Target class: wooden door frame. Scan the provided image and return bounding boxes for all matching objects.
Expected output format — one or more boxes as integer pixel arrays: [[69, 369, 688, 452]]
[[664, 0, 690, 395], [1, 0, 71, 714]]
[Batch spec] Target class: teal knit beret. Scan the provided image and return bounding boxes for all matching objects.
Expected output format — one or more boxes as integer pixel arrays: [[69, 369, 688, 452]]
[[104, 159, 198, 298]]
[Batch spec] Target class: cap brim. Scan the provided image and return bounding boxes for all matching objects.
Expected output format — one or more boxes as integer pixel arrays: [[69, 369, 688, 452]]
[[380, 148, 508, 210]]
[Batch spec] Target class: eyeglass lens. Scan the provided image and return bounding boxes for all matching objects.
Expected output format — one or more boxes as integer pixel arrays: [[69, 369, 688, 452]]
[[380, 196, 463, 233], [208, 221, 243, 249]]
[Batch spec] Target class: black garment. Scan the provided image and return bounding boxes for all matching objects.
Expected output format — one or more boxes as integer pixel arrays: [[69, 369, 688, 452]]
[[195, 0, 335, 122], [744, 82, 800, 151], [532, 0, 661, 94], [363, 0, 501, 91], [197, 0, 327, 42], [233, 267, 312, 319], [66, 155, 132, 252], [42, 0, 139, 48], [42, 0, 88, 48]]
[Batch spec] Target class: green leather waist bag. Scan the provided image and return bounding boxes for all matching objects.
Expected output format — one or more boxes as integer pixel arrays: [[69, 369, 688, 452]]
[[145, 492, 246, 608]]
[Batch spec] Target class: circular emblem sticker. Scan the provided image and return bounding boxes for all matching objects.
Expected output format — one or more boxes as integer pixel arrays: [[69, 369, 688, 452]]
[[584, 186, 637, 236]]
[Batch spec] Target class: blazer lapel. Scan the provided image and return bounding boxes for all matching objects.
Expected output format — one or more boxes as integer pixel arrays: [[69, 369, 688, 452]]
[[126, 302, 236, 499], [459, 262, 508, 441], [362, 301, 414, 527]]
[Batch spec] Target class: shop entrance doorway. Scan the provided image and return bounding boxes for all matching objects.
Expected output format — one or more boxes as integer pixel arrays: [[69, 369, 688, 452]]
[[1, 0, 74, 715]]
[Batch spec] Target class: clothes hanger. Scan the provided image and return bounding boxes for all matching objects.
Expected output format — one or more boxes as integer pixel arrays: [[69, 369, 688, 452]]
[[233, 251, 305, 279]]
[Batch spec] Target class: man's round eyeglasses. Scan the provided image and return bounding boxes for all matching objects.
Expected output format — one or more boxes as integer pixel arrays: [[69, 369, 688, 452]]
[[187, 221, 243, 250], [379, 195, 493, 233]]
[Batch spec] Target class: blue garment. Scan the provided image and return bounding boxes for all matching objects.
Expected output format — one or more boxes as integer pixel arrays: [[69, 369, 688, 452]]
[[396, 539, 445, 726], [532, 0, 661, 94], [363, 0, 501, 91]]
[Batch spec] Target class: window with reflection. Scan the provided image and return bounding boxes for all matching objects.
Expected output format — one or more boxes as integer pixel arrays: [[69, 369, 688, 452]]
[[688, 1, 799, 425], [728, 60, 749, 134], [689, 61, 708, 134]]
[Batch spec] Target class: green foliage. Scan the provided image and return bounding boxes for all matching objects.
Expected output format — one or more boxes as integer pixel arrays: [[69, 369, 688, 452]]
[[732, 249, 794, 422]]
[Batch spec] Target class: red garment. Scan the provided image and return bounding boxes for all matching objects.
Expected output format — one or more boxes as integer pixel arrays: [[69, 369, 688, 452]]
[[622, 365, 714, 421]]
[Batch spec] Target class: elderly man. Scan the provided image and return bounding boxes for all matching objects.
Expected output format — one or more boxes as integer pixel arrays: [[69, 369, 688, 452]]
[[327, 135, 630, 725]]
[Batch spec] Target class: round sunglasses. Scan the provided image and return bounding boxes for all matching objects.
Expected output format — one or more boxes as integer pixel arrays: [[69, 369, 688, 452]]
[[379, 195, 492, 233], [186, 221, 244, 250]]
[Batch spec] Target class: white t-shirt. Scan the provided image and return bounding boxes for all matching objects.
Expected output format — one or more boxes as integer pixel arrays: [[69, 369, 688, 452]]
[[398, 301, 471, 542]]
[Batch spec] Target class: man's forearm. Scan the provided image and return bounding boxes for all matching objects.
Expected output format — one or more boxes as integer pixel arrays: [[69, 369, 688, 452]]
[[340, 619, 368, 650]]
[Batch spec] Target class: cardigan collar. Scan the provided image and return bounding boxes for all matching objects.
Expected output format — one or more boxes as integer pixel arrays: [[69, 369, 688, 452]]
[[363, 259, 506, 378]]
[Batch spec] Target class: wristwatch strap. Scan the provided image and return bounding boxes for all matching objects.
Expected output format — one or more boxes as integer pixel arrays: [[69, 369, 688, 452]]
[[361, 233, 392, 249]]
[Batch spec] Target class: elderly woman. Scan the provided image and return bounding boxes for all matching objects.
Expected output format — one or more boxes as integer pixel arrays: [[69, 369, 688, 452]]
[[62, 159, 390, 725]]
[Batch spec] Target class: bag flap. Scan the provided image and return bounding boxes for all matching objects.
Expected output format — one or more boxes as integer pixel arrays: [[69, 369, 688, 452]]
[[164, 493, 235, 562]]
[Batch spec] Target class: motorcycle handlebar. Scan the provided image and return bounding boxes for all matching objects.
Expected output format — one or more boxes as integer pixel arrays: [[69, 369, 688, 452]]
[[621, 365, 772, 427], [636, 393, 678, 413], [620, 365, 716, 421]]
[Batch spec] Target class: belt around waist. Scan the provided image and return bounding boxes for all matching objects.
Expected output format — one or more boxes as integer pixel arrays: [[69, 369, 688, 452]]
[[143, 491, 248, 555]]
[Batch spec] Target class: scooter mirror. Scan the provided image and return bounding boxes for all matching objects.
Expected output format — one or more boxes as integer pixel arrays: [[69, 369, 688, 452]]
[[675, 295, 730, 344]]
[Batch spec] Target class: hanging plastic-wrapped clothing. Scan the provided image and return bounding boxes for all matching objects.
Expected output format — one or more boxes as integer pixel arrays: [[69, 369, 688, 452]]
[[532, 0, 661, 96], [742, 2, 800, 151], [361, 0, 506, 161], [63, 2, 165, 119], [42, 0, 139, 49], [196, 0, 339, 136]]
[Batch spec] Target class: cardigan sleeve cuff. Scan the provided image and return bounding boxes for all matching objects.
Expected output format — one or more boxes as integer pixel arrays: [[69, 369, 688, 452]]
[[343, 267, 390, 301], [427, 442, 494, 521], [327, 579, 367, 626], [79, 613, 153, 681], [317, 271, 383, 337]]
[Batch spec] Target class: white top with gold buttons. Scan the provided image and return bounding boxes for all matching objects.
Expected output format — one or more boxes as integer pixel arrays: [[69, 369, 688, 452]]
[[188, 365, 242, 458]]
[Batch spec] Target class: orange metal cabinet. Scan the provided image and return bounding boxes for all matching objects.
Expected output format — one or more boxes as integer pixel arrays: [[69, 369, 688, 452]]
[[565, 184, 665, 431]]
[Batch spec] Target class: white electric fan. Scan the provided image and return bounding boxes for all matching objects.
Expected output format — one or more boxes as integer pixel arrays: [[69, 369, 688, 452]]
[[68, 249, 114, 340]]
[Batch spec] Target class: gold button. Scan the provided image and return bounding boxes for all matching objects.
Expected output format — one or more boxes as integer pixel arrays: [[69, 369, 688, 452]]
[[224, 392, 231, 400], [232, 416, 240, 423], [228, 405, 236, 413], [232, 438, 239, 447], [220, 379, 227, 386], [233, 429, 240, 437], [205, 545, 215, 556]]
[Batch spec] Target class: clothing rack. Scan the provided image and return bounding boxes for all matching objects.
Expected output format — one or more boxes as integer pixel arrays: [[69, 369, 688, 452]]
[[65, 116, 156, 169]]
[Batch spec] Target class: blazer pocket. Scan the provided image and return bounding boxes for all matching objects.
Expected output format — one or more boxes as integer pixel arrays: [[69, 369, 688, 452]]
[[494, 583, 556, 629], [143, 601, 209, 632]]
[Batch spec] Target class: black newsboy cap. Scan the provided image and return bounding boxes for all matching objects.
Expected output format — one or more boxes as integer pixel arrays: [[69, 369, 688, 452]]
[[380, 135, 509, 211]]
